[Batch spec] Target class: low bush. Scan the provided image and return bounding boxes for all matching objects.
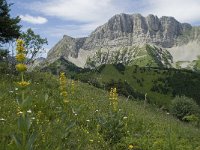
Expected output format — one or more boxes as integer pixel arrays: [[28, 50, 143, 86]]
[[171, 96, 200, 120]]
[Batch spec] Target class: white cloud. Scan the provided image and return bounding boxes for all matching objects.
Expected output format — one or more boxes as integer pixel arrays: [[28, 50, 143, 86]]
[[142, 0, 200, 23], [20, 14, 48, 24], [31, 0, 122, 24], [41, 23, 99, 38], [23, 0, 200, 41], [30, 0, 200, 24]]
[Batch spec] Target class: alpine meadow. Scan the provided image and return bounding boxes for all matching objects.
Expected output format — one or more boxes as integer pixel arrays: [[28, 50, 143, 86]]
[[1, 0, 200, 149]]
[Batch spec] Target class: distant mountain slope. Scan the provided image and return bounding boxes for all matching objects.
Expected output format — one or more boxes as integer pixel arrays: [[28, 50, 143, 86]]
[[41, 61, 200, 108], [74, 64, 200, 108], [85, 44, 173, 68], [46, 13, 200, 69]]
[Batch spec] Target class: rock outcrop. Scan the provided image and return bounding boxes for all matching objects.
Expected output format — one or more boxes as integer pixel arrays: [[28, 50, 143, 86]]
[[46, 13, 199, 68]]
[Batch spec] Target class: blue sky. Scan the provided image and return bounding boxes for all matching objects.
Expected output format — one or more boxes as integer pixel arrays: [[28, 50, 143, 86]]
[[7, 0, 200, 57]]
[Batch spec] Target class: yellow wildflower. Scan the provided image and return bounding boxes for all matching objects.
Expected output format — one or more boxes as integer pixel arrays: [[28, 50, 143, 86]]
[[60, 91, 67, 97], [16, 53, 26, 62], [128, 144, 134, 149], [16, 46, 25, 53], [59, 72, 68, 103], [16, 63, 27, 72], [17, 81, 30, 87], [63, 99, 69, 103], [16, 39, 24, 45], [109, 87, 118, 112], [16, 39, 25, 53]]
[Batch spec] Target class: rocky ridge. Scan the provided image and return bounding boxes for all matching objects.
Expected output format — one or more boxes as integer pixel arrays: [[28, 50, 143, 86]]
[[46, 13, 200, 69]]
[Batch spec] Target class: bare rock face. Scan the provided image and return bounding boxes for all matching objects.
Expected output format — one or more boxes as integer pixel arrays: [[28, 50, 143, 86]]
[[146, 14, 160, 31], [47, 35, 86, 63], [46, 13, 199, 68], [81, 13, 188, 49]]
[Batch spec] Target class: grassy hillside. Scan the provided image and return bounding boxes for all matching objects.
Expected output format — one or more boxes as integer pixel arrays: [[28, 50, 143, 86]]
[[73, 64, 200, 109], [1, 71, 200, 149]]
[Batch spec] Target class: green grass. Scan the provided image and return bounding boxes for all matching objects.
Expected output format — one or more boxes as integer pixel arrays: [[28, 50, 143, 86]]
[[74, 64, 200, 109], [1, 71, 200, 149]]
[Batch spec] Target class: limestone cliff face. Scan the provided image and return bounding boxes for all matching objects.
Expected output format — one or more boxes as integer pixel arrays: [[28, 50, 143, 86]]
[[46, 13, 199, 68], [82, 14, 189, 49], [47, 35, 86, 63]]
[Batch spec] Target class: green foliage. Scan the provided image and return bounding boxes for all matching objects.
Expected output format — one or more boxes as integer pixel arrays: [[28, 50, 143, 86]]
[[105, 79, 144, 100], [0, 48, 9, 60], [171, 96, 200, 120], [41, 57, 82, 76], [0, 48, 9, 73], [0, 0, 21, 44], [98, 112, 127, 147], [1, 72, 200, 149], [72, 64, 200, 108], [20, 28, 48, 63]]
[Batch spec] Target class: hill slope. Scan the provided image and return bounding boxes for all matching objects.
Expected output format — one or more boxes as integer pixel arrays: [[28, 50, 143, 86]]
[[1, 72, 200, 149], [72, 64, 200, 108]]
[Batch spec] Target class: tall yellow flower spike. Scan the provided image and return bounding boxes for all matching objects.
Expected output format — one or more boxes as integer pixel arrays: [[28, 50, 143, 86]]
[[16, 39, 27, 73], [109, 87, 118, 112], [13, 39, 32, 149], [59, 72, 69, 103], [15, 39, 29, 88]]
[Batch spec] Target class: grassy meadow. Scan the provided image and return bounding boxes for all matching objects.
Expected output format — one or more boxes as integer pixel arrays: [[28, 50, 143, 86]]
[[0, 70, 200, 149]]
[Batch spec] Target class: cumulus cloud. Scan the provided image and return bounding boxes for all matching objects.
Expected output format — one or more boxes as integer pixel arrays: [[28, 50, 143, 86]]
[[143, 0, 200, 23], [20, 14, 48, 24], [31, 0, 122, 24], [24, 0, 200, 40], [30, 0, 200, 24], [41, 23, 99, 38]]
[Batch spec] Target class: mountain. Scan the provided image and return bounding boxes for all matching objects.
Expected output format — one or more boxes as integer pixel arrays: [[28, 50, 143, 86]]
[[46, 13, 200, 69]]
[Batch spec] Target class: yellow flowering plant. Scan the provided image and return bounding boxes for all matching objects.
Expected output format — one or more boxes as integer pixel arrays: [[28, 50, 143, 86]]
[[59, 72, 69, 103], [16, 53, 26, 62], [17, 81, 30, 88], [109, 87, 118, 112], [12, 39, 36, 149], [16, 63, 27, 72]]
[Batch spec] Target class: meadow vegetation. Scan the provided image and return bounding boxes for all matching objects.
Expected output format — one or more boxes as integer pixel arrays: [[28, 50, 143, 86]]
[[1, 53, 200, 149]]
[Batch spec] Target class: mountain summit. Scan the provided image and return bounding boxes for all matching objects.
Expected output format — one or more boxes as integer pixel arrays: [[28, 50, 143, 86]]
[[46, 13, 200, 69]]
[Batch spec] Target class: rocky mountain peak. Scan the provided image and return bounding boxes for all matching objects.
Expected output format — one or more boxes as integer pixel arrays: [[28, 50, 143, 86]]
[[46, 13, 199, 68]]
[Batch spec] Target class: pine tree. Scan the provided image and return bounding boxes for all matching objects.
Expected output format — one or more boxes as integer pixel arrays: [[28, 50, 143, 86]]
[[0, 0, 21, 45]]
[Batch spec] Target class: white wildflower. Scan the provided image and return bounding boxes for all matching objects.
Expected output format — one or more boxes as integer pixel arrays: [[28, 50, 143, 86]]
[[27, 109, 32, 113], [123, 116, 128, 119], [0, 118, 5, 121], [19, 111, 23, 114]]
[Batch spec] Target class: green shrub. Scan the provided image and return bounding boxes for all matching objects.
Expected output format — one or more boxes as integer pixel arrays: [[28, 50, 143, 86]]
[[171, 96, 200, 120], [98, 112, 127, 146]]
